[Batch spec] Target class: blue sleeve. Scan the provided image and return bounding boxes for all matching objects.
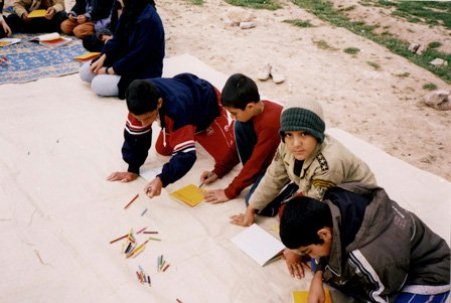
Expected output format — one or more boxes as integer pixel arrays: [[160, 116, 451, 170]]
[[158, 150, 196, 187], [121, 114, 153, 174]]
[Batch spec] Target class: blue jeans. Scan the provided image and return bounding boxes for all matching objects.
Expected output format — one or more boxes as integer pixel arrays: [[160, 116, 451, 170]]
[[394, 292, 449, 303]]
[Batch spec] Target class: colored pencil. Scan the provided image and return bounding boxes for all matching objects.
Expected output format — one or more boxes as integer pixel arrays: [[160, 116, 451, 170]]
[[109, 233, 128, 244], [143, 231, 158, 234], [124, 193, 139, 209]]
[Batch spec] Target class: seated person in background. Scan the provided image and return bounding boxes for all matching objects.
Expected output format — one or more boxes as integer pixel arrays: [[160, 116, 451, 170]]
[[280, 183, 450, 303], [79, 0, 164, 99], [6, 0, 67, 34], [107, 73, 235, 199], [201, 73, 283, 205], [81, 0, 123, 52], [60, 0, 115, 39], [230, 100, 377, 279], [0, 0, 12, 37]]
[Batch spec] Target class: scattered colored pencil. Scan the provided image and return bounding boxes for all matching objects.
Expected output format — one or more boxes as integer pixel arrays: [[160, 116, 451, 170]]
[[124, 193, 139, 209], [109, 233, 128, 244], [143, 231, 158, 234]]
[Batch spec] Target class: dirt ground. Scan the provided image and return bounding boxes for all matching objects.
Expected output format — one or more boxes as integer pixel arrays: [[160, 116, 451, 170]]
[[157, 0, 451, 181]]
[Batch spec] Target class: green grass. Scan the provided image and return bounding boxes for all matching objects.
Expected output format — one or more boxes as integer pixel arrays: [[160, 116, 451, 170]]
[[428, 41, 442, 49], [312, 39, 337, 50], [284, 19, 313, 28], [225, 0, 280, 10], [289, 0, 451, 82], [188, 0, 204, 5], [422, 83, 438, 91], [395, 72, 410, 78], [344, 47, 360, 55]]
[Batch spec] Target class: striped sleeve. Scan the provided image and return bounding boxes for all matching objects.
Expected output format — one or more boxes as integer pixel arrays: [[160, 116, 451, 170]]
[[122, 113, 153, 174], [158, 125, 197, 186], [349, 250, 386, 303]]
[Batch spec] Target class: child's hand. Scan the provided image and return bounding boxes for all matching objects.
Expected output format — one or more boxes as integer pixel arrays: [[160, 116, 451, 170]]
[[283, 249, 310, 279], [107, 171, 138, 182], [204, 189, 228, 204], [199, 171, 217, 185], [230, 207, 256, 226], [1, 19, 12, 36], [90, 54, 106, 73], [144, 177, 162, 198], [22, 12, 29, 22], [45, 7, 56, 20], [77, 15, 87, 23]]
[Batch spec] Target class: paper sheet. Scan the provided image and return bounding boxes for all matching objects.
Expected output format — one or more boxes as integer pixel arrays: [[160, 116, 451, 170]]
[[231, 223, 285, 266], [28, 9, 47, 18]]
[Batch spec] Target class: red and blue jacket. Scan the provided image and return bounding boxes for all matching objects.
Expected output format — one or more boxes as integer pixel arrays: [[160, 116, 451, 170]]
[[122, 73, 220, 187]]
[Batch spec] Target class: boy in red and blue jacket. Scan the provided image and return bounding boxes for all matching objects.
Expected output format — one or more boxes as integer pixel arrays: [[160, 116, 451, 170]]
[[108, 73, 235, 197]]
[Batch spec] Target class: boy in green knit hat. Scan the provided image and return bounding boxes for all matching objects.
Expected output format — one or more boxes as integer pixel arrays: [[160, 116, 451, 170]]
[[230, 99, 377, 279]]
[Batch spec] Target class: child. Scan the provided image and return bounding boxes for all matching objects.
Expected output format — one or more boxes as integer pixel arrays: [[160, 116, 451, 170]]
[[79, 0, 164, 99], [107, 73, 235, 198], [201, 73, 283, 204], [6, 0, 67, 34], [60, 0, 115, 39], [230, 100, 377, 279], [0, 0, 12, 38], [280, 183, 450, 303]]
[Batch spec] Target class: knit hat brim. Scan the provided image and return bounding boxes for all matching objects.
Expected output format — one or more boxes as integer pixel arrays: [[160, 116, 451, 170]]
[[279, 107, 325, 143]]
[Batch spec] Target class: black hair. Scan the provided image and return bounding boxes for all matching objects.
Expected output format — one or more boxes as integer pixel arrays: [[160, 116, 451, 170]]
[[279, 196, 333, 249], [125, 79, 160, 115], [221, 73, 260, 110]]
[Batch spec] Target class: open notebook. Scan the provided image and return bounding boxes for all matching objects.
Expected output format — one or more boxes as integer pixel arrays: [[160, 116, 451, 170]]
[[231, 224, 285, 266]]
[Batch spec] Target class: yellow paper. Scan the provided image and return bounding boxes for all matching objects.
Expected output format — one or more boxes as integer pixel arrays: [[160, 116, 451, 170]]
[[74, 52, 101, 61], [28, 9, 47, 18], [292, 288, 332, 303], [170, 184, 204, 207]]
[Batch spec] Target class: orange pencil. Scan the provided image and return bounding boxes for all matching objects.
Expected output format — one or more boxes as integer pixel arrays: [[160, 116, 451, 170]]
[[124, 193, 139, 209], [109, 233, 128, 244], [162, 263, 170, 272]]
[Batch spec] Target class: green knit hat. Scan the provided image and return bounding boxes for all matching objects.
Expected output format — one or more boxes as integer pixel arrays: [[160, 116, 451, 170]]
[[280, 100, 325, 143]]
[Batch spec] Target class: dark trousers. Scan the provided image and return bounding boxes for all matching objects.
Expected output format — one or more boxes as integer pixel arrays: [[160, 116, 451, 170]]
[[6, 11, 67, 34], [82, 34, 105, 52], [234, 120, 298, 216]]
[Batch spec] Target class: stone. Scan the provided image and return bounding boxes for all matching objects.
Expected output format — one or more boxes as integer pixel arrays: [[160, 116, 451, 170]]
[[423, 89, 451, 111]]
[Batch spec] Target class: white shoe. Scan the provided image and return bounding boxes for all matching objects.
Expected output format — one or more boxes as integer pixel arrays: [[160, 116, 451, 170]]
[[271, 66, 285, 84], [257, 63, 272, 81]]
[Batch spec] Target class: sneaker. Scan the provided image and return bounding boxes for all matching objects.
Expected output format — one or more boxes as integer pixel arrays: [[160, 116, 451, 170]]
[[271, 66, 285, 84], [257, 63, 272, 81]]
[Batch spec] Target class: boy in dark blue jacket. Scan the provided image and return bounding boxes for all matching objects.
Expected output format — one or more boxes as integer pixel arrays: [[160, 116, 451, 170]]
[[107, 73, 235, 197]]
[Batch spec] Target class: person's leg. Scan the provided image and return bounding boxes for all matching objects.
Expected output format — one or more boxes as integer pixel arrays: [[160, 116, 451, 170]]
[[72, 22, 94, 39], [90, 74, 120, 96], [82, 35, 105, 52], [234, 120, 257, 164], [194, 106, 234, 164], [394, 292, 449, 303], [60, 18, 78, 35], [79, 61, 95, 83], [5, 14, 25, 33], [258, 182, 299, 217], [47, 11, 67, 32]]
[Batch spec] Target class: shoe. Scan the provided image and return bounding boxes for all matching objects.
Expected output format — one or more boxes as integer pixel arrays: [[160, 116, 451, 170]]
[[257, 63, 272, 81], [271, 66, 285, 84]]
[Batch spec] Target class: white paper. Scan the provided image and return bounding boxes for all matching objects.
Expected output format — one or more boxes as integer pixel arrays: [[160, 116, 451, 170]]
[[231, 224, 285, 266], [0, 38, 21, 46]]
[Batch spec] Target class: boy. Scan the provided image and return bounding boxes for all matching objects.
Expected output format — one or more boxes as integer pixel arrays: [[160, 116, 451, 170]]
[[280, 183, 450, 303], [6, 0, 67, 34], [60, 0, 114, 39], [200, 73, 283, 204], [107, 73, 235, 198], [230, 100, 377, 278]]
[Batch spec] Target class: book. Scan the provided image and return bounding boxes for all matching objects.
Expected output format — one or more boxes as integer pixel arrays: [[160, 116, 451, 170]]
[[170, 184, 205, 207], [231, 223, 285, 266], [74, 52, 101, 62], [39, 37, 72, 47], [292, 288, 332, 303], [0, 38, 21, 47], [27, 9, 47, 18], [30, 32, 61, 42]]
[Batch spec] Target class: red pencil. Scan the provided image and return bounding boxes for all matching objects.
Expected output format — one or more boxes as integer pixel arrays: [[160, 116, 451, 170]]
[[109, 233, 128, 244], [124, 193, 139, 209], [162, 263, 170, 272]]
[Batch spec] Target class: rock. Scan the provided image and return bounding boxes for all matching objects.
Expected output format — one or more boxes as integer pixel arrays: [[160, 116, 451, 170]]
[[408, 43, 420, 53], [239, 21, 256, 29], [429, 58, 448, 67], [423, 89, 451, 111], [226, 8, 255, 26]]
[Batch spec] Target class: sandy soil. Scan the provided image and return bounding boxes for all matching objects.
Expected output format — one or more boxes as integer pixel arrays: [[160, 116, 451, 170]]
[[157, 0, 451, 181]]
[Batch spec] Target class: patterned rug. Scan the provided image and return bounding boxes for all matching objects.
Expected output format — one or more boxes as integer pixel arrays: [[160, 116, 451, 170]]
[[0, 34, 86, 85]]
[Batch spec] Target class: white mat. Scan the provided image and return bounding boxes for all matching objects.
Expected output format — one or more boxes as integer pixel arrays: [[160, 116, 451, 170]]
[[0, 54, 449, 303]]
